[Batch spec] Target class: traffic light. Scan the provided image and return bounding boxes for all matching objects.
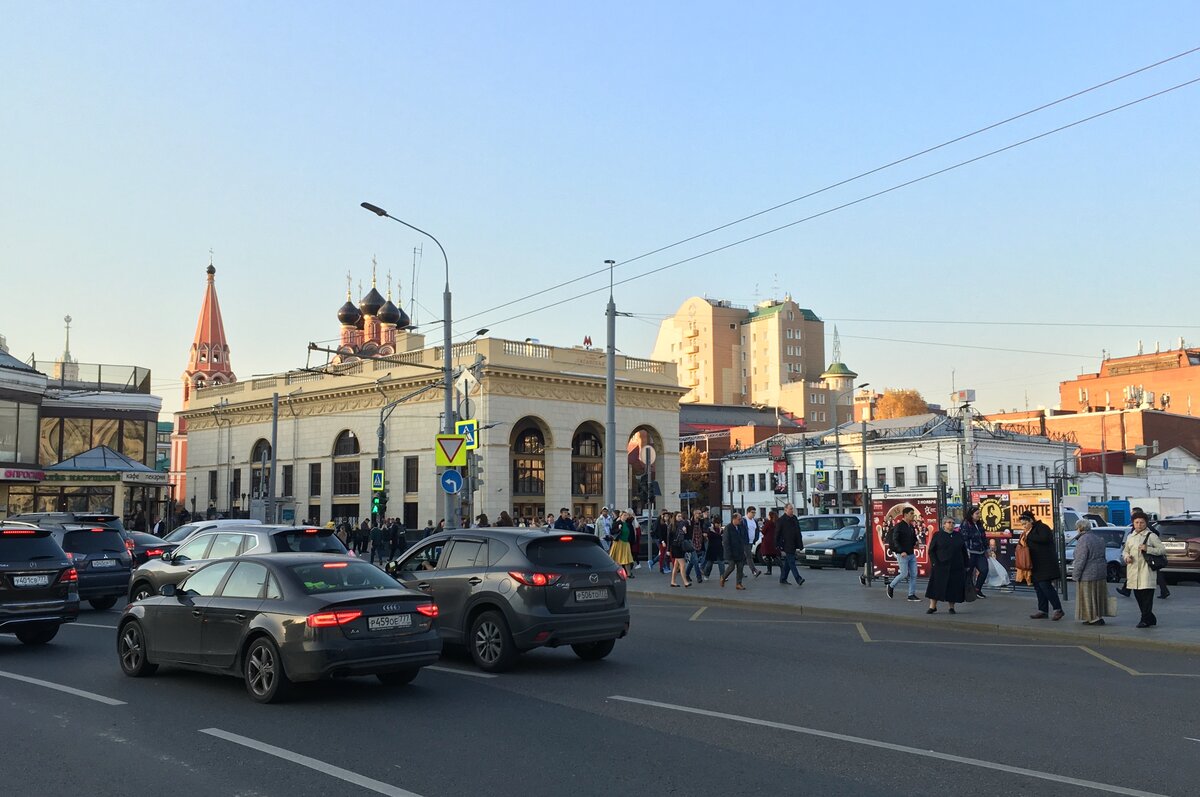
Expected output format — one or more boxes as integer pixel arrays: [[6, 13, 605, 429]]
[[378, 491, 388, 517], [371, 492, 383, 518]]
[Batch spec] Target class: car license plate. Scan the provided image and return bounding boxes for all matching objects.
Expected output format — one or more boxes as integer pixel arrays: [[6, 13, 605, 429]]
[[805, 554, 819, 560], [91, 559, 117, 568], [1164, 542, 1186, 551], [368, 614, 413, 631], [575, 588, 608, 602], [13, 575, 51, 587]]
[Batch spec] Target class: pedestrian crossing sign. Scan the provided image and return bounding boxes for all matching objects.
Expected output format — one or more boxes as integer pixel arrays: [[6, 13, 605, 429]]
[[371, 470, 384, 491], [456, 419, 479, 450]]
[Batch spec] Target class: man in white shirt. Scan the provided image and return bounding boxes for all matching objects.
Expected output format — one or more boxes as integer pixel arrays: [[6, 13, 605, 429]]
[[597, 507, 613, 550], [744, 506, 763, 577]]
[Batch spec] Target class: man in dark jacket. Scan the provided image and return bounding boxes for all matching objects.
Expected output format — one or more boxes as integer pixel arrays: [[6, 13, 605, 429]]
[[369, 521, 386, 566], [775, 503, 805, 586], [960, 505, 989, 598], [886, 506, 920, 601], [553, 508, 576, 531], [720, 512, 748, 589], [1020, 511, 1063, 620]]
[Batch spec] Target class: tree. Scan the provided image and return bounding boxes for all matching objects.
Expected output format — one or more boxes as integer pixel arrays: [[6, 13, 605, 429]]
[[679, 445, 710, 497], [875, 389, 929, 420]]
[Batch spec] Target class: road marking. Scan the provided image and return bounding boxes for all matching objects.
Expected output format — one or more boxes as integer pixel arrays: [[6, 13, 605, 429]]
[[609, 695, 1168, 797], [200, 728, 423, 797], [689, 606, 707, 621], [855, 622, 872, 643], [1078, 646, 1143, 676], [879, 640, 1077, 648], [1187, 737, 1200, 743], [0, 669, 126, 706], [68, 622, 119, 630], [425, 665, 497, 680]]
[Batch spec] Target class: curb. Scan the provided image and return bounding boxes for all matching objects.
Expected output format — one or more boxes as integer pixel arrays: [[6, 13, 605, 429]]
[[629, 588, 1200, 655]]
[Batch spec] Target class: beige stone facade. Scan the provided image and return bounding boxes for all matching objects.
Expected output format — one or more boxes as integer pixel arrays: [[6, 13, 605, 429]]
[[180, 337, 685, 527]]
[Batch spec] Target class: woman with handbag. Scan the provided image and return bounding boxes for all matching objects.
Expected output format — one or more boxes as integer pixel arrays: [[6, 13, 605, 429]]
[[669, 512, 692, 587], [1071, 520, 1108, 626], [1122, 511, 1167, 628], [759, 509, 780, 576], [1020, 511, 1064, 620], [608, 511, 635, 578], [925, 518, 968, 614]]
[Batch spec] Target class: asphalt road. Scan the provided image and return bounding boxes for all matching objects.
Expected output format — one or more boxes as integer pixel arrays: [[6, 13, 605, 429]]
[[1, 599, 1198, 797]]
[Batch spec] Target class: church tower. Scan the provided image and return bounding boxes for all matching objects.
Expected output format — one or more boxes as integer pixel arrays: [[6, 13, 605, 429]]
[[170, 261, 237, 511]]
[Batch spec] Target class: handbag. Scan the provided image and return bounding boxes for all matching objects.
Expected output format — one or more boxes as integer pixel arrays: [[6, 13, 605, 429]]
[[1015, 542, 1032, 572], [1104, 595, 1118, 617], [1143, 532, 1167, 571], [681, 537, 695, 554]]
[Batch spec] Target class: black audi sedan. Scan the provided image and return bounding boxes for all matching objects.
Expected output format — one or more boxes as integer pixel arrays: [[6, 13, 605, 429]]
[[116, 553, 441, 703]]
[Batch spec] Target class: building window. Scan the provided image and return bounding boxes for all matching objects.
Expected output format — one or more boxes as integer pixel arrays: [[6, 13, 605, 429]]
[[938, 464, 949, 488], [309, 463, 321, 496], [404, 456, 419, 494], [333, 430, 360, 457], [756, 473, 764, 492], [893, 467, 906, 488], [975, 463, 982, 485], [728, 474, 734, 493], [849, 469, 858, 490], [986, 464, 993, 485], [282, 465, 293, 497], [916, 466, 928, 486], [231, 468, 242, 504], [250, 439, 272, 498], [1007, 465, 1013, 484], [795, 472, 805, 492], [737, 474, 745, 493], [333, 462, 359, 496], [512, 425, 546, 496], [208, 470, 218, 503], [571, 430, 603, 497], [875, 468, 886, 488], [1017, 465, 1023, 486], [835, 471, 843, 490]]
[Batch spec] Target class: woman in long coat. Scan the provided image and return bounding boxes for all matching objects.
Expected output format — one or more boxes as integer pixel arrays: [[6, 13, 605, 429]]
[[1020, 511, 1063, 620], [925, 518, 968, 614], [1071, 520, 1108, 625], [1122, 511, 1167, 628]]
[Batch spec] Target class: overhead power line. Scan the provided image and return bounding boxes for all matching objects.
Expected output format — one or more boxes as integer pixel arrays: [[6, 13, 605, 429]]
[[453, 45, 1200, 331]]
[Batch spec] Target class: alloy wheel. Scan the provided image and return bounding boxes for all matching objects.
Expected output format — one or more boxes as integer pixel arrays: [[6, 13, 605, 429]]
[[120, 625, 143, 671], [248, 644, 276, 696], [474, 620, 503, 664]]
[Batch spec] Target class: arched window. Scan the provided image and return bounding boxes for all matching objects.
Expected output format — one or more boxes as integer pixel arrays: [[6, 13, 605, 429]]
[[332, 430, 360, 496], [251, 439, 272, 462], [572, 431, 602, 458], [511, 425, 545, 496], [514, 428, 544, 455], [333, 430, 360, 457], [250, 439, 272, 498], [198, 345, 208, 363], [212, 349, 221, 363], [194, 376, 206, 390], [571, 429, 603, 497]]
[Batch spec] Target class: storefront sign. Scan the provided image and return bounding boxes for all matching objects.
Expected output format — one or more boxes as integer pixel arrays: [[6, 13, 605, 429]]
[[43, 472, 121, 483], [870, 489, 940, 578], [970, 489, 1054, 576], [2, 468, 45, 482], [121, 471, 169, 486]]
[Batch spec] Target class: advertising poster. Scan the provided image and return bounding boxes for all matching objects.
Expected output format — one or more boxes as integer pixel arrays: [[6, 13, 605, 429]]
[[870, 490, 940, 577], [970, 489, 1053, 576], [772, 460, 788, 494]]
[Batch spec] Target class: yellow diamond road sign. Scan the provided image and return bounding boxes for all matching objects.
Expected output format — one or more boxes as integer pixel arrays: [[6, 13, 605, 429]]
[[435, 435, 468, 467]]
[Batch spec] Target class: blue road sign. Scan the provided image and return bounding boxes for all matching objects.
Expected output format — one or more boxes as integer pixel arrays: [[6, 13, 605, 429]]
[[679, 491, 698, 500], [814, 459, 824, 470], [456, 419, 479, 450], [440, 469, 464, 494]]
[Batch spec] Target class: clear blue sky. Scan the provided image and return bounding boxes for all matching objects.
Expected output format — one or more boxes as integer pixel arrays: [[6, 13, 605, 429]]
[[2, 2, 1198, 416]]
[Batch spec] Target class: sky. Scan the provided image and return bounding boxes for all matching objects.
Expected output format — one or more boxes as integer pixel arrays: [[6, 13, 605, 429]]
[[2, 2, 1198, 417]]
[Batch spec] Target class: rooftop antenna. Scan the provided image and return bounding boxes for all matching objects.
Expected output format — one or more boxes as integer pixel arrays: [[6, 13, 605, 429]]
[[772, 272, 780, 300], [831, 325, 842, 363], [410, 245, 423, 327]]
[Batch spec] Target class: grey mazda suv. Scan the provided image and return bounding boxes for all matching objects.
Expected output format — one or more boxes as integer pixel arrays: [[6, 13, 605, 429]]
[[390, 529, 629, 672]]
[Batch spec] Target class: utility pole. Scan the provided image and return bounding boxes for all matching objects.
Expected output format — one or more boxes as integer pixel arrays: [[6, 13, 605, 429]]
[[861, 416, 871, 585], [268, 393, 278, 523], [604, 259, 617, 514], [800, 436, 808, 514], [1101, 414, 1109, 501]]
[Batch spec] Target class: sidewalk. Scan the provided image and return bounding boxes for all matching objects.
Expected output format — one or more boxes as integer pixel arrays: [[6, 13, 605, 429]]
[[626, 563, 1200, 653]]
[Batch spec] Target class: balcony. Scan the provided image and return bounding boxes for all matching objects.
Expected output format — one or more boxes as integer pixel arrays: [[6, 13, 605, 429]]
[[685, 345, 699, 355], [30, 360, 152, 394], [684, 327, 699, 339]]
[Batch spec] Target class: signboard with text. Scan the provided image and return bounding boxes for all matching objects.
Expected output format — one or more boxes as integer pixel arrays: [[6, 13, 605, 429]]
[[870, 489, 940, 578], [970, 488, 1054, 576]]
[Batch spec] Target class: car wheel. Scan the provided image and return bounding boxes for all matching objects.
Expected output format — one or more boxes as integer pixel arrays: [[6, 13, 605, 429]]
[[89, 596, 118, 611], [377, 668, 420, 686], [244, 636, 292, 703], [117, 621, 158, 677], [15, 623, 59, 646], [1106, 562, 1123, 583], [571, 639, 616, 661], [130, 582, 154, 602], [843, 555, 860, 571], [469, 610, 516, 673]]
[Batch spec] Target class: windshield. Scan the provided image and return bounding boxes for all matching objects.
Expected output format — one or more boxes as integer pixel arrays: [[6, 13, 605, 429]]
[[829, 526, 860, 541], [164, 524, 200, 543], [526, 537, 614, 569], [290, 561, 397, 594], [273, 529, 348, 554]]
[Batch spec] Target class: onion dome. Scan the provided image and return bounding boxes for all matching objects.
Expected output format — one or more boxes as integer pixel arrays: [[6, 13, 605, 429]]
[[359, 286, 385, 316], [377, 298, 401, 326], [337, 298, 362, 326], [394, 305, 411, 329]]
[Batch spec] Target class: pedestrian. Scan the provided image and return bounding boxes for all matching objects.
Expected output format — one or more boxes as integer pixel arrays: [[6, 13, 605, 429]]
[[1118, 507, 1170, 600], [1019, 511, 1064, 620], [369, 521, 386, 566], [669, 512, 692, 587], [387, 518, 401, 560], [775, 503, 805, 586], [887, 506, 920, 602], [961, 505, 990, 599], [759, 509, 780, 576], [335, 523, 349, 548], [476, 513, 491, 528], [651, 510, 671, 573], [703, 513, 725, 579], [495, 511, 514, 527], [925, 517, 968, 614], [553, 507, 575, 531], [1122, 510, 1167, 628], [1071, 519, 1108, 626], [357, 519, 371, 554], [686, 512, 706, 585], [743, 506, 763, 577], [609, 511, 635, 578], [597, 507, 613, 539], [720, 512, 748, 590]]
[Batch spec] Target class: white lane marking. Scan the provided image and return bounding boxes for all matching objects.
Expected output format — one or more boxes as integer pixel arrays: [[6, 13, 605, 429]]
[[425, 665, 497, 680], [67, 622, 119, 629], [1078, 646, 1143, 677], [855, 622, 872, 643], [689, 606, 707, 621], [0, 669, 126, 706], [609, 695, 1168, 797], [200, 728, 423, 797], [1187, 737, 1200, 743]]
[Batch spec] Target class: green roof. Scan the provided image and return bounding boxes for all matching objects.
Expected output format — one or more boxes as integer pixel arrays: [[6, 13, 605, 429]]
[[742, 303, 821, 323], [821, 362, 857, 378]]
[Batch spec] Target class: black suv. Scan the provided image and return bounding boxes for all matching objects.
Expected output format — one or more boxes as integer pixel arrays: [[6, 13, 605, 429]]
[[51, 525, 134, 610], [128, 524, 351, 603], [1150, 513, 1200, 584], [0, 522, 80, 644], [391, 529, 629, 672]]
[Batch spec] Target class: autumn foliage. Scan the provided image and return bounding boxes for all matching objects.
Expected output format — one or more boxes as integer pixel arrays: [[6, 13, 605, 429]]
[[874, 389, 929, 419]]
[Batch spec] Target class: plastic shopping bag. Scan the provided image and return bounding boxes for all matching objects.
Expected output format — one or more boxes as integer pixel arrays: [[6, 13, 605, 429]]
[[986, 556, 1010, 587]]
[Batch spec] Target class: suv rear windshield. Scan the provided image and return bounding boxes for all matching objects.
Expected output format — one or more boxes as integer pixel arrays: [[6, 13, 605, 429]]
[[61, 529, 127, 554], [74, 515, 124, 531], [1152, 520, 1200, 540], [290, 561, 397, 593], [0, 531, 65, 560], [526, 537, 614, 569], [273, 530, 348, 554]]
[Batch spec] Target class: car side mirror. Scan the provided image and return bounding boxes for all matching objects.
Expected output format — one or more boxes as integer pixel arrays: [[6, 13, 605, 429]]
[[159, 584, 177, 597], [161, 550, 173, 562]]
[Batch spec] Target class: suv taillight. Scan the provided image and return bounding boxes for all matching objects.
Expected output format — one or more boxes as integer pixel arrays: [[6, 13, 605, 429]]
[[59, 567, 78, 583], [306, 610, 363, 628], [508, 571, 562, 587], [615, 566, 628, 581]]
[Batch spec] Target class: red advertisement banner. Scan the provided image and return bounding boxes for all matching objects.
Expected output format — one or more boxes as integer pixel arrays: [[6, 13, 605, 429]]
[[870, 492, 940, 577]]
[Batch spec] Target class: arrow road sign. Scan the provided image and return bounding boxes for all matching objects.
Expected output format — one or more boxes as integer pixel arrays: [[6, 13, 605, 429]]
[[814, 460, 824, 469], [435, 435, 468, 467], [456, 419, 479, 450], [440, 470, 464, 494]]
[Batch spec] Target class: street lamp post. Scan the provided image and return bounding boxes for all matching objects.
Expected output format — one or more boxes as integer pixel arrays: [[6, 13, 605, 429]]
[[362, 202, 458, 530], [833, 382, 869, 513]]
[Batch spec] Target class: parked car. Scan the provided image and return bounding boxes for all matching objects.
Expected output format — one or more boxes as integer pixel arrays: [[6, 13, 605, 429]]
[[795, 513, 864, 547], [125, 531, 179, 568], [1149, 513, 1200, 584], [0, 521, 80, 644], [51, 524, 133, 610], [1064, 526, 1127, 583], [390, 529, 629, 672], [800, 524, 867, 570], [161, 518, 263, 545], [116, 554, 441, 703], [128, 524, 351, 603], [9, 511, 135, 556]]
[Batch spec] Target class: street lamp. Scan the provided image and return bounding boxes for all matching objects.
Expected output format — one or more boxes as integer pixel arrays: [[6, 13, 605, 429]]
[[361, 201, 458, 530], [833, 382, 869, 513]]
